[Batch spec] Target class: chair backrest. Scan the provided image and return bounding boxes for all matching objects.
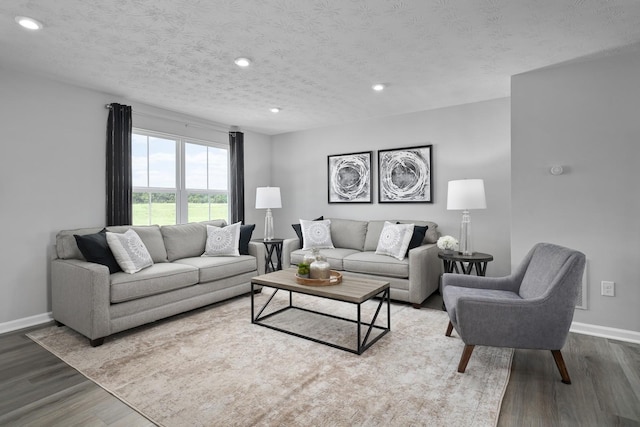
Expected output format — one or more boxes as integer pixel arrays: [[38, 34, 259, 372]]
[[519, 243, 586, 306]]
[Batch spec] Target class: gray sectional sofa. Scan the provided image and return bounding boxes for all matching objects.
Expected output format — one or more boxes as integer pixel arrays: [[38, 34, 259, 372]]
[[51, 220, 266, 346], [283, 218, 442, 307]]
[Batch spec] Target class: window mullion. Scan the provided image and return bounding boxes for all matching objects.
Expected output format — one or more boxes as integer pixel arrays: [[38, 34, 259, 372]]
[[177, 139, 186, 223]]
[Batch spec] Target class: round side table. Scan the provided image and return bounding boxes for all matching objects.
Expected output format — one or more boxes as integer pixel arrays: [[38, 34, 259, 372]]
[[438, 251, 494, 276], [252, 238, 284, 274], [438, 251, 494, 311]]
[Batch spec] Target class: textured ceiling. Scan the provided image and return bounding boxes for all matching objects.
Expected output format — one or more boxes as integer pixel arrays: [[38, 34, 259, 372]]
[[2, 1, 640, 135]]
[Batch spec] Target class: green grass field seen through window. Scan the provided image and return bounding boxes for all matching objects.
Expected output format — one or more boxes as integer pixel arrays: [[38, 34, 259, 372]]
[[133, 203, 228, 226]]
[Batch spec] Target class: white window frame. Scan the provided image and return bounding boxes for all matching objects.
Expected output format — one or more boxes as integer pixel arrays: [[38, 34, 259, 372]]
[[132, 128, 230, 225]]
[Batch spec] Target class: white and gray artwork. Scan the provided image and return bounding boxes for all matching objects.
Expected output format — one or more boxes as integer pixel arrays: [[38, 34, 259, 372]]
[[328, 151, 372, 203], [379, 145, 432, 203]]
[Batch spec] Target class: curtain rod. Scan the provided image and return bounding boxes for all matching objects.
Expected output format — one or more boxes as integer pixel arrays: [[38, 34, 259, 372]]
[[105, 104, 234, 134]]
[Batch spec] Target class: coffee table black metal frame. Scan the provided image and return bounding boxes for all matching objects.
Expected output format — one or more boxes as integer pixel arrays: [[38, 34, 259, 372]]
[[251, 271, 390, 355]]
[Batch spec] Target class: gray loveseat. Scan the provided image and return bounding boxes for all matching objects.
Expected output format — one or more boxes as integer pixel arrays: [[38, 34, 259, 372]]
[[283, 218, 442, 307], [51, 220, 266, 346]]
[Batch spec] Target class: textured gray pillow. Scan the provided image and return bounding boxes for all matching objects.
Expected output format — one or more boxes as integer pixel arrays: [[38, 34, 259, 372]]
[[202, 222, 241, 257], [106, 229, 154, 274], [375, 221, 414, 260], [327, 218, 368, 251]]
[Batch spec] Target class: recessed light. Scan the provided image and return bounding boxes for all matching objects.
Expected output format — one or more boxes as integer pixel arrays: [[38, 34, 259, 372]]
[[234, 57, 251, 67], [372, 83, 386, 91], [15, 16, 43, 31], [270, 107, 281, 113]]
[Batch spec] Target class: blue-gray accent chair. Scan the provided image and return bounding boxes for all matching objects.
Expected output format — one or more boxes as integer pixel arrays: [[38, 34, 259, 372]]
[[442, 243, 586, 384]]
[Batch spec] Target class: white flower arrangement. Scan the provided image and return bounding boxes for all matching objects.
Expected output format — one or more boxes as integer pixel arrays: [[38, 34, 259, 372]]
[[437, 235, 459, 251]]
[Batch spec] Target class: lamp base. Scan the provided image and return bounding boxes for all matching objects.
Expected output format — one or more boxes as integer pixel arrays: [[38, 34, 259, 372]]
[[459, 210, 473, 256], [264, 208, 274, 241]]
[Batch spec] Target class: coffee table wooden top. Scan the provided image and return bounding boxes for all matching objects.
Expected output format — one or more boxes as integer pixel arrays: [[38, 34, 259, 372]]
[[251, 268, 389, 304]]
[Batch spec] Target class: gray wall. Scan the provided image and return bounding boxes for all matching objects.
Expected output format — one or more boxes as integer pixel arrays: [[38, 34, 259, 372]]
[[512, 52, 640, 332], [0, 68, 270, 326], [270, 98, 512, 277]]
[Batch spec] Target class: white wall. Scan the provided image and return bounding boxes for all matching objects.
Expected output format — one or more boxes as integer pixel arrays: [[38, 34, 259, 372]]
[[271, 98, 512, 277], [512, 52, 640, 332], [0, 68, 270, 328]]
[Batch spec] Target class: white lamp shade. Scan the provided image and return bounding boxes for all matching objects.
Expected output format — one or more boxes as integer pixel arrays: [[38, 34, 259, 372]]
[[447, 179, 487, 210], [255, 187, 282, 209]]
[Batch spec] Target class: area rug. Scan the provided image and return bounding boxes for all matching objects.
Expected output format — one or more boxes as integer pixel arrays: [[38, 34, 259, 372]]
[[28, 291, 513, 426]]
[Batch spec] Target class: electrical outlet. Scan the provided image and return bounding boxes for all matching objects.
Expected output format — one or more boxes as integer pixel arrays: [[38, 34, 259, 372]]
[[601, 281, 615, 297]]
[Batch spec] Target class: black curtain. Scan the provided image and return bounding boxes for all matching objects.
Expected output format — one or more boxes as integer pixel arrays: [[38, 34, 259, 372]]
[[106, 103, 133, 226], [229, 131, 245, 224]]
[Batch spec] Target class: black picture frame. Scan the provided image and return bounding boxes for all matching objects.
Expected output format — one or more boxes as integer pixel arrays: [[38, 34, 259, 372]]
[[378, 145, 432, 203], [327, 151, 373, 203]]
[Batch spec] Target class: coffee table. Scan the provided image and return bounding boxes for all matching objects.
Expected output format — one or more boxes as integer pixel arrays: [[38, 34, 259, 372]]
[[251, 268, 390, 355]]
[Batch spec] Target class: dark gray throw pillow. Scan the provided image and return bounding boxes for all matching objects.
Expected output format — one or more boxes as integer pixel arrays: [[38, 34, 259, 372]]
[[292, 216, 324, 248], [74, 228, 122, 274], [239, 224, 255, 255], [401, 224, 428, 257]]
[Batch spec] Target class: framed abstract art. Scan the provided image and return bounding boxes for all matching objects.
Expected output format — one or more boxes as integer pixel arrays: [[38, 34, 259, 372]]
[[327, 151, 372, 203], [378, 145, 432, 203]]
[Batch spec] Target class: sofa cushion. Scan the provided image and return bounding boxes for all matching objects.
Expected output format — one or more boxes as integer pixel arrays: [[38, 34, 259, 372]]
[[74, 229, 122, 274], [110, 263, 199, 303], [364, 220, 439, 251], [106, 229, 154, 274], [327, 218, 368, 251], [375, 221, 414, 260], [173, 255, 256, 283], [57, 225, 168, 263], [343, 251, 410, 279], [107, 225, 168, 263], [161, 220, 227, 261], [290, 248, 359, 270]]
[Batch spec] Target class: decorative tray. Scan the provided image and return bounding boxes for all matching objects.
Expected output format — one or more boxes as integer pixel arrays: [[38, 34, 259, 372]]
[[295, 270, 342, 286]]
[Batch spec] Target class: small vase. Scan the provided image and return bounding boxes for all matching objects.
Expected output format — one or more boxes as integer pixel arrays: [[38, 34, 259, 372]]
[[310, 255, 331, 280], [303, 247, 320, 266]]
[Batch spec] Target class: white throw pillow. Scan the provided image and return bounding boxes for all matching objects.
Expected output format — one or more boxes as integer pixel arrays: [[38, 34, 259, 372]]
[[202, 222, 241, 257], [375, 221, 415, 260], [106, 229, 154, 274], [300, 219, 335, 250]]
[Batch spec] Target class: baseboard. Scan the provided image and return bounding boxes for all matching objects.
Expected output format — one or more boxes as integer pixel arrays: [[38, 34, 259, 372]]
[[0, 312, 53, 335], [571, 321, 640, 344]]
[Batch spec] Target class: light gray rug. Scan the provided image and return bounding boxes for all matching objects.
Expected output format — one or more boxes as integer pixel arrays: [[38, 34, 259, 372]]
[[28, 290, 513, 426]]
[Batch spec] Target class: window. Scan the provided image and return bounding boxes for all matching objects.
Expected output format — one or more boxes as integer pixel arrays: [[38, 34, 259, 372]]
[[132, 130, 229, 225]]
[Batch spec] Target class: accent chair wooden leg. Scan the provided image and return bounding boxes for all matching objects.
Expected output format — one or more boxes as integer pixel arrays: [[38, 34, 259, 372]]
[[551, 350, 572, 384], [445, 321, 454, 337], [457, 344, 475, 373]]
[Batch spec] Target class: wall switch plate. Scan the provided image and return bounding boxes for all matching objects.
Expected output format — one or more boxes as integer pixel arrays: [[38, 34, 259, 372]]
[[601, 281, 615, 297]]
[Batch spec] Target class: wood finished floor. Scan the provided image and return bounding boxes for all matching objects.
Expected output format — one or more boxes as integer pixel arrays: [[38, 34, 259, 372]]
[[1, 293, 639, 427]]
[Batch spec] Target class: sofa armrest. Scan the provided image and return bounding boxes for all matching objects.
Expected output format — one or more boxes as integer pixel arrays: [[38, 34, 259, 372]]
[[51, 259, 111, 340], [282, 238, 300, 268], [408, 243, 442, 305], [248, 241, 268, 275]]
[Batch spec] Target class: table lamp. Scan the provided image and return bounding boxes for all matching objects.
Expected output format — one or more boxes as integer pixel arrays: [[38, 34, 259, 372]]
[[447, 179, 486, 255], [255, 187, 282, 241]]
